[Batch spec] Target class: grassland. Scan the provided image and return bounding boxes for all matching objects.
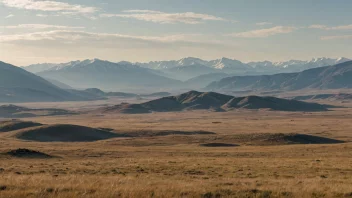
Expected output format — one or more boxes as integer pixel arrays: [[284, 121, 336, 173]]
[[0, 100, 352, 197]]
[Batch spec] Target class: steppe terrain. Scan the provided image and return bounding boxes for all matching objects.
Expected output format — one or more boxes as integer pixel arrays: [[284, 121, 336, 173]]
[[0, 97, 351, 198], [2, 0, 352, 197]]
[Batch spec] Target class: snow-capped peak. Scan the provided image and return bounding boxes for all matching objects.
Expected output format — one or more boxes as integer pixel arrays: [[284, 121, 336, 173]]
[[177, 57, 209, 67], [336, 57, 351, 64], [24, 56, 351, 74], [211, 57, 249, 70]]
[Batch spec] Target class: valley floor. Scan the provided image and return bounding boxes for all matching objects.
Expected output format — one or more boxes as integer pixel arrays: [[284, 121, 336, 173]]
[[0, 101, 352, 197]]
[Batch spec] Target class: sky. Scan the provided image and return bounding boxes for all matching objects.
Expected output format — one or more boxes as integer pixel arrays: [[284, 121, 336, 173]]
[[0, 0, 351, 66]]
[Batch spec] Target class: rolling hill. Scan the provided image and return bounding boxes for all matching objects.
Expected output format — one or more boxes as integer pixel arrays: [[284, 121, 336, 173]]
[[0, 104, 75, 118], [13, 124, 124, 142], [84, 88, 171, 98], [98, 91, 330, 114], [207, 61, 352, 91]]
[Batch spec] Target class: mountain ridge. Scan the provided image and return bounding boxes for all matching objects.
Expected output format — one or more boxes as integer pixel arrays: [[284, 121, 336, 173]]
[[35, 59, 182, 91], [24, 57, 351, 74], [21, 57, 351, 89], [207, 60, 352, 91], [0, 61, 103, 102]]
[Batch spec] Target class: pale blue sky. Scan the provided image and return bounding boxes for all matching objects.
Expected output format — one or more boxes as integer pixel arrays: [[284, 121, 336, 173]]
[[0, 0, 351, 65]]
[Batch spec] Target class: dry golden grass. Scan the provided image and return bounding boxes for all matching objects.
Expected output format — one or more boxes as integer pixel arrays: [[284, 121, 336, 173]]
[[0, 101, 352, 197]]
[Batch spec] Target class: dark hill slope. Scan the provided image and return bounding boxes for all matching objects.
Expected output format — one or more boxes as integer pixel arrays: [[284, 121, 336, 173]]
[[207, 61, 352, 91], [0, 61, 100, 102], [99, 91, 330, 114], [14, 124, 124, 142], [222, 96, 328, 111]]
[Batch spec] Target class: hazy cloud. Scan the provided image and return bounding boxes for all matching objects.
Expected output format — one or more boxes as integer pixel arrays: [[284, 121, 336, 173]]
[[309, 24, 352, 30], [0, 30, 231, 51], [229, 26, 296, 38], [256, 22, 272, 26], [36, 14, 48, 17], [0, 30, 202, 43], [100, 9, 226, 24], [5, 14, 14, 18], [0, 0, 98, 14], [321, 35, 352, 40], [0, 24, 85, 29]]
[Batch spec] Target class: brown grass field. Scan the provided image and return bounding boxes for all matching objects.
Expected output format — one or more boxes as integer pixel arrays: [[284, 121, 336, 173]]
[[0, 99, 352, 198]]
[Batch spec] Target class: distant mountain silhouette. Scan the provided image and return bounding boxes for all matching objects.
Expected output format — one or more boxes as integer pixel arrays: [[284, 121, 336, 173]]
[[207, 61, 352, 91], [84, 88, 171, 98], [136, 57, 350, 73], [98, 91, 330, 114], [24, 63, 59, 73], [185, 73, 232, 89], [164, 64, 219, 81], [25, 57, 351, 83], [44, 78, 73, 89], [36, 59, 181, 92]]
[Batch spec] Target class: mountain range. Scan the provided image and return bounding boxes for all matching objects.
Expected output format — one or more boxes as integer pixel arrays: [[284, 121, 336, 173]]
[[21, 57, 351, 91], [138, 57, 351, 79], [207, 61, 352, 91], [33, 59, 181, 92], [2, 57, 352, 103], [135, 57, 350, 71]]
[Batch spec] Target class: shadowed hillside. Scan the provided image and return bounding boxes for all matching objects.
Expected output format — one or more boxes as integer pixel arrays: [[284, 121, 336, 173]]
[[222, 96, 329, 111], [84, 88, 171, 98], [14, 124, 125, 142], [201, 133, 345, 146], [98, 91, 331, 114]]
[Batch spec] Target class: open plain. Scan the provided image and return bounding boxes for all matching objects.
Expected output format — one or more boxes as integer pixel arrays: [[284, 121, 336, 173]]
[[0, 99, 351, 198], [2, 1, 352, 197]]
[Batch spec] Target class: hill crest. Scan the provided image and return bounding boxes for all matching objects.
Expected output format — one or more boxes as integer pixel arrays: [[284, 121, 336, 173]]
[[98, 91, 331, 114]]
